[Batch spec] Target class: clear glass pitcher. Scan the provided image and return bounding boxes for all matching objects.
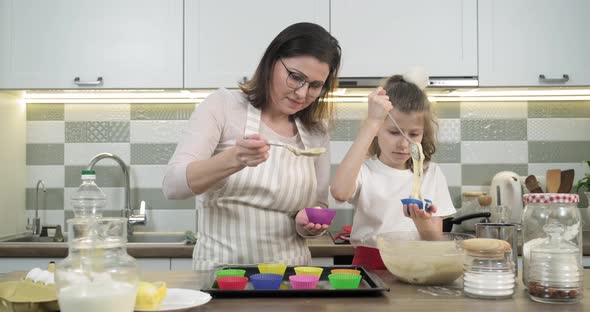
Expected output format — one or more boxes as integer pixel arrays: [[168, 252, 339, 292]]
[[55, 218, 139, 312]]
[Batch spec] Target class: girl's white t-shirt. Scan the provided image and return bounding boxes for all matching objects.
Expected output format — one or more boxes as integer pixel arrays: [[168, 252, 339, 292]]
[[345, 156, 456, 248]]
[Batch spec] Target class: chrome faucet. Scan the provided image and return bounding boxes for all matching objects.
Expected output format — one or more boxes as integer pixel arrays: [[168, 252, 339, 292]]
[[31, 179, 46, 235], [86, 153, 147, 235]]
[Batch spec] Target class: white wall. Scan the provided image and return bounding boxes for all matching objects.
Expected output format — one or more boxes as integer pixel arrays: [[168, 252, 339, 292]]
[[0, 91, 26, 236]]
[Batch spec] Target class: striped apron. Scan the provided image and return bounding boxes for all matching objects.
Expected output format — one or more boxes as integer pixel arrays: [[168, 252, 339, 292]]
[[192, 104, 317, 271]]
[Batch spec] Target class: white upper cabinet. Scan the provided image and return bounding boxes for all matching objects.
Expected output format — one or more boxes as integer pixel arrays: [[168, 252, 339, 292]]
[[331, 0, 477, 78], [0, 0, 183, 89], [479, 0, 590, 86], [184, 0, 329, 88]]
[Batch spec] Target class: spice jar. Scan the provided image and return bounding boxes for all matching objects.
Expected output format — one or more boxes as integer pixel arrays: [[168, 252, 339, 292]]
[[528, 223, 583, 304], [462, 238, 515, 299], [55, 218, 139, 312], [521, 194, 582, 287]]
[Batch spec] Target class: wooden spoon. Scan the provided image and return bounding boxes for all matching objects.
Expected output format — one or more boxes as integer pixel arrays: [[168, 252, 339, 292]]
[[557, 169, 575, 193], [546, 169, 561, 193], [525, 175, 543, 193]]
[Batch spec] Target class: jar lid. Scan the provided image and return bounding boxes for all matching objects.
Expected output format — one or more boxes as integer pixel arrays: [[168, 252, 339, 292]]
[[462, 238, 512, 258], [522, 193, 579, 204]]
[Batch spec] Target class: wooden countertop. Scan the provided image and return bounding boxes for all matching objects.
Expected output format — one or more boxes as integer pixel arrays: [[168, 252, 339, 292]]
[[0, 233, 354, 258], [2, 270, 588, 311]]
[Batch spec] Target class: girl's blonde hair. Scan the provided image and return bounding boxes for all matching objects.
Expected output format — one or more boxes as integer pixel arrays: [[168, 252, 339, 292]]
[[368, 75, 438, 170]]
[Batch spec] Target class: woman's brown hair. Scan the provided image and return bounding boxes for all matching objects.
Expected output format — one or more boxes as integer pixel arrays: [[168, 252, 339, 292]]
[[368, 75, 438, 170], [239, 22, 341, 134]]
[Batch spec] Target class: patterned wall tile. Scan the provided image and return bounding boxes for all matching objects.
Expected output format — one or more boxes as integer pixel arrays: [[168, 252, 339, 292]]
[[134, 209, 197, 232], [64, 143, 130, 166], [461, 119, 527, 141], [26, 104, 64, 121], [130, 165, 167, 188], [528, 118, 590, 141], [27, 121, 65, 143], [132, 188, 196, 210], [438, 164, 461, 187], [26, 144, 64, 165], [25, 188, 64, 210], [65, 166, 128, 188], [529, 101, 590, 118], [130, 120, 188, 143], [529, 141, 590, 163], [330, 119, 362, 141], [65, 121, 129, 143], [461, 141, 528, 164], [131, 103, 196, 120], [432, 143, 461, 163], [461, 101, 527, 119], [65, 104, 130, 121], [432, 101, 460, 118], [330, 141, 354, 164], [437, 119, 461, 143], [26, 166, 65, 188], [333, 102, 367, 120], [131, 144, 177, 165], [462, 164, 528, 186]]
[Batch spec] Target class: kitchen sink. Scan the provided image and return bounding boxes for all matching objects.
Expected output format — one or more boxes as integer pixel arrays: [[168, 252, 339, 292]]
[[0, 232, 190, 244]]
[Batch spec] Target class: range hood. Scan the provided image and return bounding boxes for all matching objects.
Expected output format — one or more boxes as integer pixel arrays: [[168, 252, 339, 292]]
[[338, 76, 479, 88]]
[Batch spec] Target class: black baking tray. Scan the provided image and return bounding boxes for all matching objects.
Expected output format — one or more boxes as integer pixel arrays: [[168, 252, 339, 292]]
[[201, 265, 389, 298]]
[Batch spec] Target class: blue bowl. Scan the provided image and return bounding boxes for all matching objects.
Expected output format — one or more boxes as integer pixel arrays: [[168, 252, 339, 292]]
[[249, 273, 283, 290], [401, 198, 432, 214]]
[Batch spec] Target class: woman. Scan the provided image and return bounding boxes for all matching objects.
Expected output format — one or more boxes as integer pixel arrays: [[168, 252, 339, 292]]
[[163, 22, 341, 270]]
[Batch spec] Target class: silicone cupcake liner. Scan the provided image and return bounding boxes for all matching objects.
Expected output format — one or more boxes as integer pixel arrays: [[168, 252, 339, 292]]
[[249, 273, 283, 290], [330, 269, 361, 275], [215, 269, 246, 278], [289, 275, 319, 290], [328, 273, 362, 289], [401, 198, 432, 214], [216, 276, 248, 290], [294, 266, 323, 277], [305, 208, 336, 225], [257, 263, 287, 276]]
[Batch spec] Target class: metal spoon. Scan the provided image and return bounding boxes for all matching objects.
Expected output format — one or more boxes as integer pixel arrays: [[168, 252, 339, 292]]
[[268, 141, 326, 157]]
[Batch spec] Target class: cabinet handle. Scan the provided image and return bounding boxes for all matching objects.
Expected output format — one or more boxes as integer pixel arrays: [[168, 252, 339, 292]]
[[538, 74, 569, 84], [74, 76, 103, 86]]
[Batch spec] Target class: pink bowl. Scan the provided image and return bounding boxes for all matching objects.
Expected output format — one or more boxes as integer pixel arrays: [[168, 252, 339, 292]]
[[289, 274, 320, 289], [305, 208, 336, 225]]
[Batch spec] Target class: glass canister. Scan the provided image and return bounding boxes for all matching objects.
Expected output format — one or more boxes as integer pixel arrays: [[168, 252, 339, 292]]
[[521, 193, 582, 287], [462, 238, 515, 299], [528, 223, 583, 304], [55, 218, 139, 312]]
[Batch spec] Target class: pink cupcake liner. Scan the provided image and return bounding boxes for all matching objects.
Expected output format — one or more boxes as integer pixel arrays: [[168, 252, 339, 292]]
[[289, 274, 319, 289]]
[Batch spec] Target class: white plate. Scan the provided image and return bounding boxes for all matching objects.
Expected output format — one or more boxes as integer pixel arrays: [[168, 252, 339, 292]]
[[135, 288, 212, 312]]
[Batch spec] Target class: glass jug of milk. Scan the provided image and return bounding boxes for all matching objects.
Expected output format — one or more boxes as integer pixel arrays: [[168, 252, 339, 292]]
[[55, 217, 139, 312]]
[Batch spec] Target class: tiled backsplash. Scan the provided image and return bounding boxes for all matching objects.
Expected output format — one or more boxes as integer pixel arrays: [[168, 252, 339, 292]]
[[25, 100, 590, 232]]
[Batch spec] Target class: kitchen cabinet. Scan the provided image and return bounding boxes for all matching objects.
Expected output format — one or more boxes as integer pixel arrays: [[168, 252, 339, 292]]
[[183, 0, 330, 88], [478, 0, 590, 86], [0, 0, 183, 89], [330, 0, 477, 78]]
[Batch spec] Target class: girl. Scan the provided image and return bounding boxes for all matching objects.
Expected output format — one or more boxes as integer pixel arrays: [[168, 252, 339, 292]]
[[330, 71, 455, 269]]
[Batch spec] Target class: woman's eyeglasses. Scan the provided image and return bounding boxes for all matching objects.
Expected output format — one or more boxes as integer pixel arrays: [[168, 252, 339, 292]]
[[279, 58, 325, 97]]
